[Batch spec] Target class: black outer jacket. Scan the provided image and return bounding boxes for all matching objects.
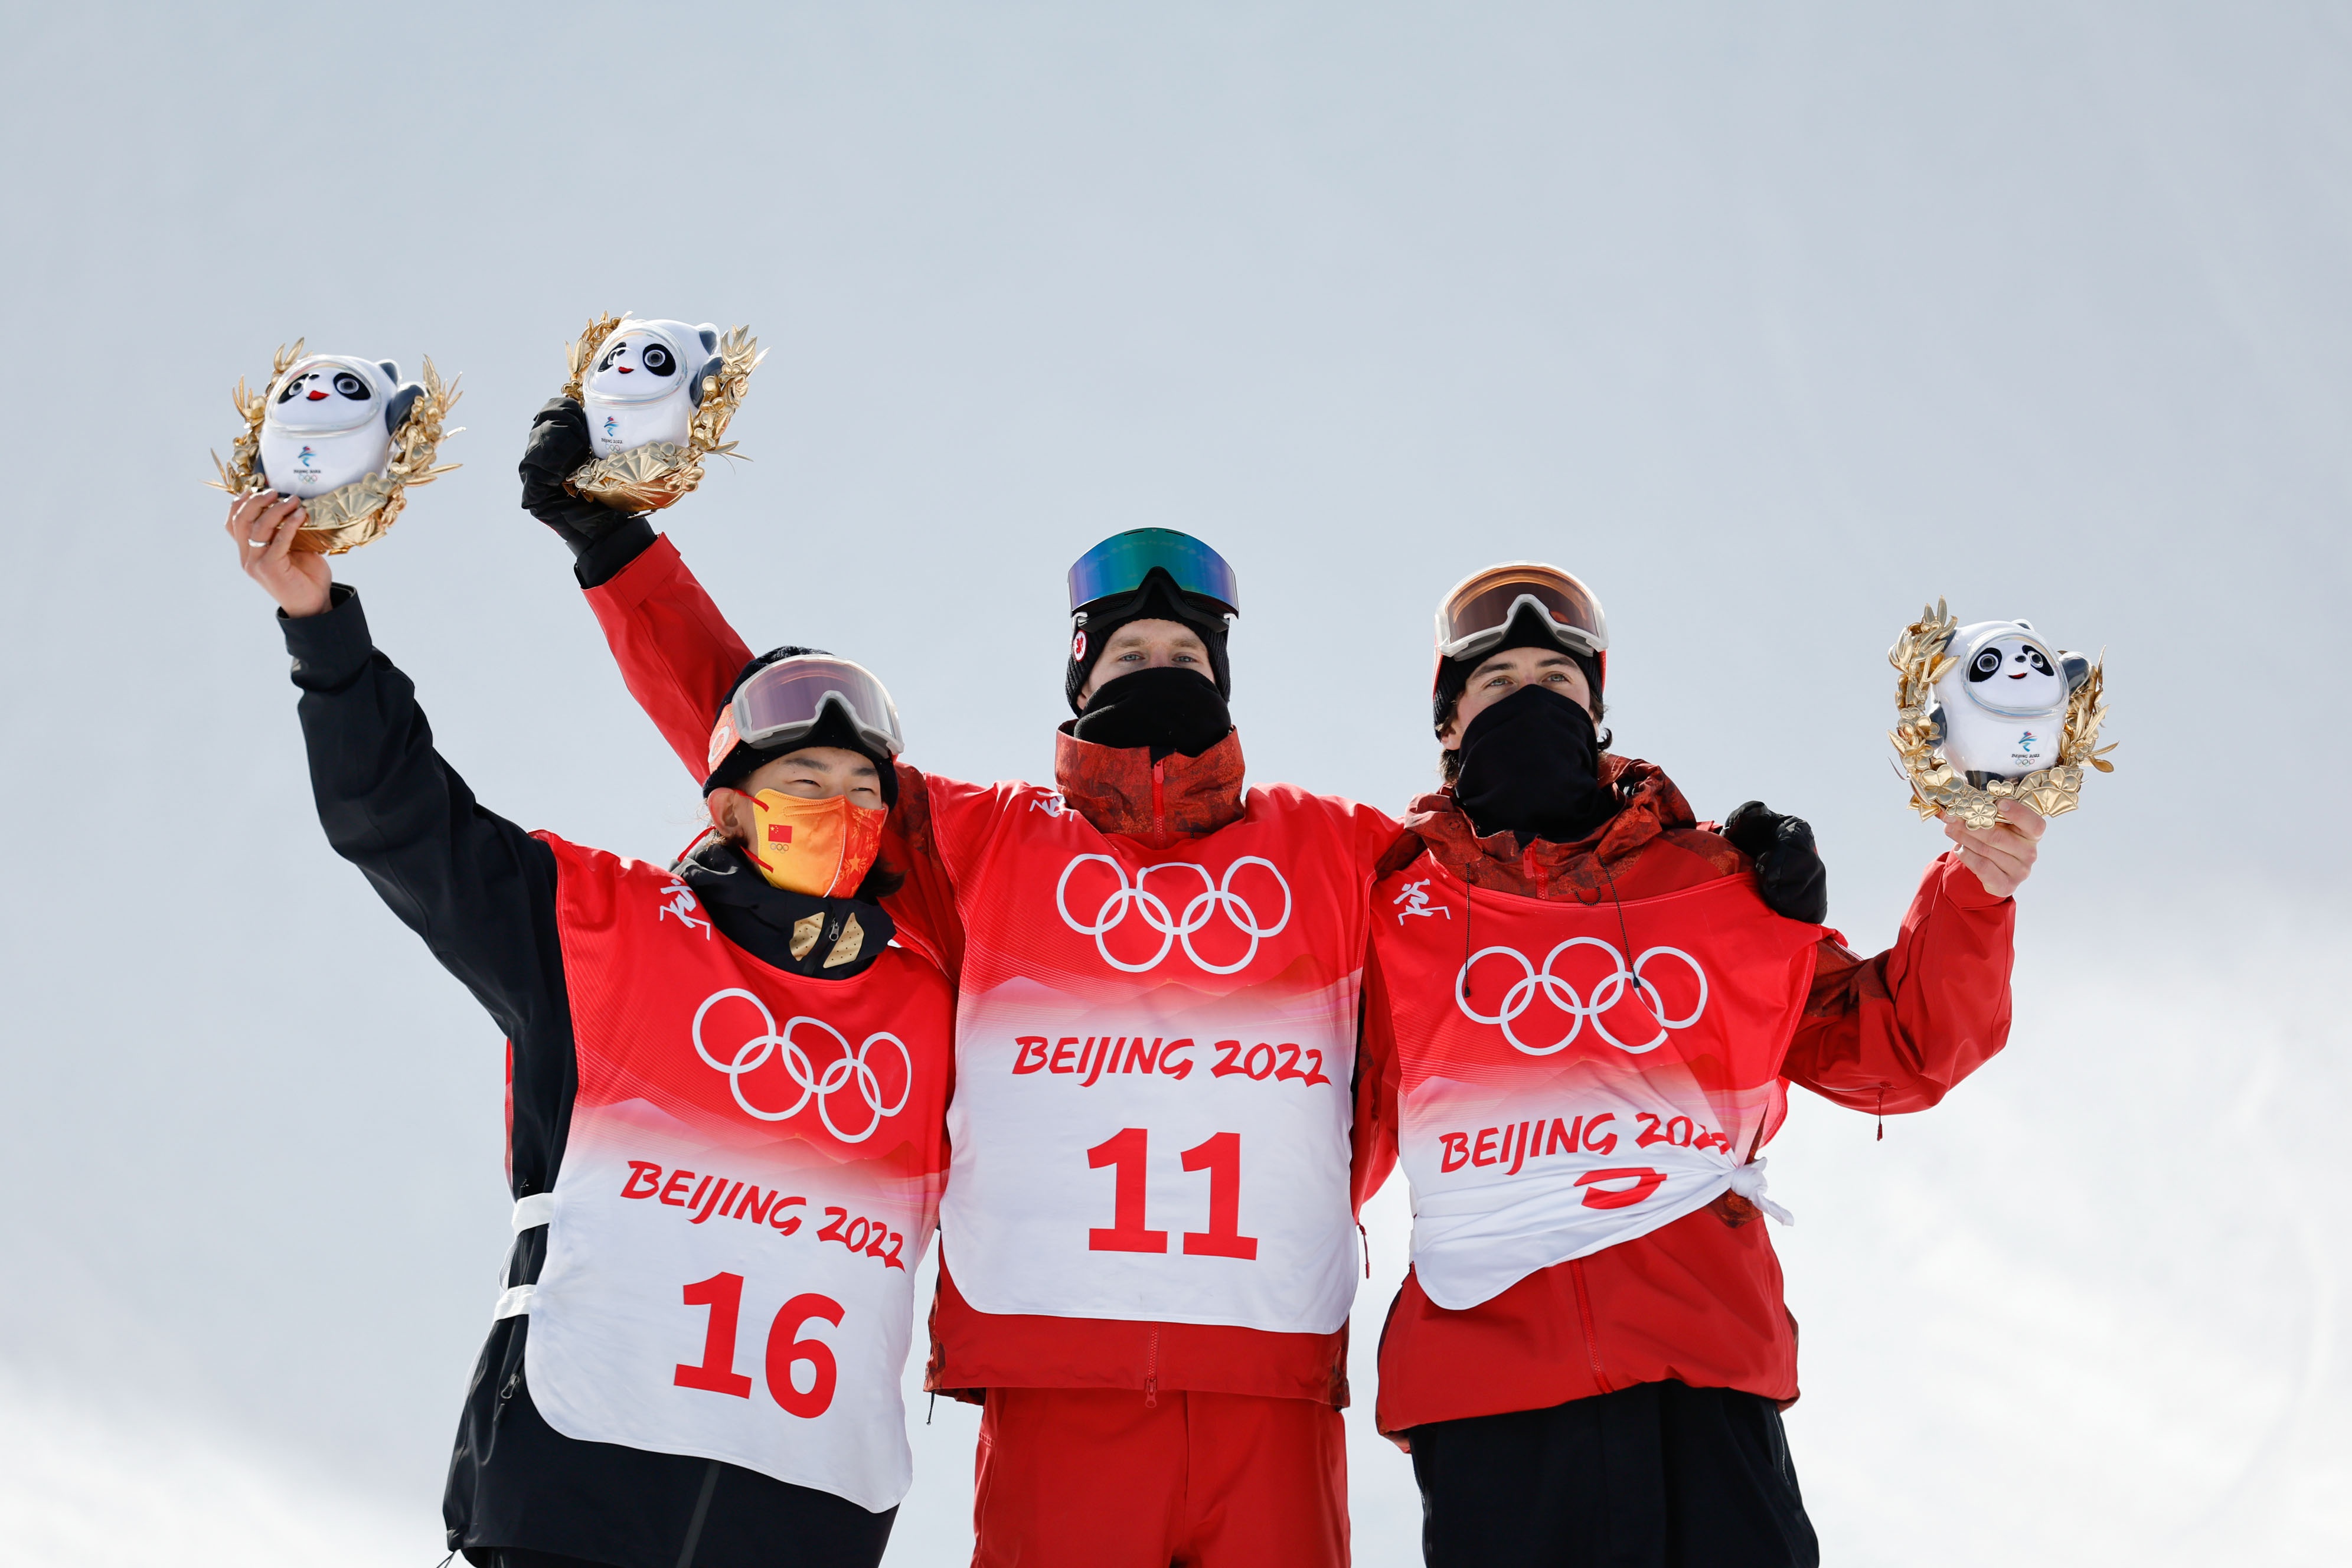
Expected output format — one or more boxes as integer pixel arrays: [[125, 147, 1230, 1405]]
[[283, 586, 899, 1568]]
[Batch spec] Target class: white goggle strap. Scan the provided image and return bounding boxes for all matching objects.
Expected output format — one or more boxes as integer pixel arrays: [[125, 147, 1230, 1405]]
[[1438, 613, 1602, 663]]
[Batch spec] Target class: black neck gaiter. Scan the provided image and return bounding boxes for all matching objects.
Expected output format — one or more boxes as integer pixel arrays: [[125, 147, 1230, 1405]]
[[1070, 667, 1233, 760], [675, 838, 894, 978], [1454, 684, 1616, 843]]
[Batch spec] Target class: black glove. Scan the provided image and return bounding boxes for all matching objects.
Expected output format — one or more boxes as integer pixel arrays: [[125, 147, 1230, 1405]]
[[1721, 801, 1828, 925], [519, 397, 640, 556]]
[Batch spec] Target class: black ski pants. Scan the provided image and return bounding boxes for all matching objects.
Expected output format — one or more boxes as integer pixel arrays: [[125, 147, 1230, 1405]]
[[1409, 1380, 1819, 1568]]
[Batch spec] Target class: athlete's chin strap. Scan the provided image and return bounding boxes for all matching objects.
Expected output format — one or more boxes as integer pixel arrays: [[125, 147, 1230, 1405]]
[[493, 1193, 558, 1320], [1727, 1158, 1795, 1226]]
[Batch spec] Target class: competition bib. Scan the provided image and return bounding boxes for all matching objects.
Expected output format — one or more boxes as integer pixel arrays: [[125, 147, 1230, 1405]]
[[512, 836, 953, 1512], [1376, 857, 1820, 1310], [932, 780, 1380, 1335]]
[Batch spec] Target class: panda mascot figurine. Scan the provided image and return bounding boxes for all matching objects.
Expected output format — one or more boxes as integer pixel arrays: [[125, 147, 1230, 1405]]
[[580, 319, 723, 459], [1928, 619, 2093, 783], [256, 355, 424, 501]]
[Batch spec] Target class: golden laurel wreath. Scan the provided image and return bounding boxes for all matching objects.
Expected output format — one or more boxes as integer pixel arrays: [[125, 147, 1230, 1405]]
[[208, 339, 463, 555], [559, 312, 766, 511], [1889, 599, 2115, 829]]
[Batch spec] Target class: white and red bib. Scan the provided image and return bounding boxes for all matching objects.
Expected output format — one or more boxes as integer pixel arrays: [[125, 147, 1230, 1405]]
[[512, 835, 953, 1512], [1374, 857, 1821, 1310], [931, 779, 1387, 1335]]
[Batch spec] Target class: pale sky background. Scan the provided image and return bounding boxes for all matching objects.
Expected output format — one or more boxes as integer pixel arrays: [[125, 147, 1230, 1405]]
[[2, 4, 2347, 1564]]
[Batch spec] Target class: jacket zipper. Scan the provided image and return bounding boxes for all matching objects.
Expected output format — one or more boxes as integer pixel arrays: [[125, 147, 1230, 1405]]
[[1151, 760, 1168, 846], [1568, 1259, 1613, 1394], [1143, 1328, 1160, 1408]]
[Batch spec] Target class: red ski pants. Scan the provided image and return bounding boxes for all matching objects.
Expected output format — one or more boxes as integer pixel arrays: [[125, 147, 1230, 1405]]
[[971, 1387, 1348, 1567]]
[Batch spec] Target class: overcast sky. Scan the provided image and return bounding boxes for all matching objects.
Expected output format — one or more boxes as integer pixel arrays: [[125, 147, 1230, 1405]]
[[2, 4, 2347, 1564]]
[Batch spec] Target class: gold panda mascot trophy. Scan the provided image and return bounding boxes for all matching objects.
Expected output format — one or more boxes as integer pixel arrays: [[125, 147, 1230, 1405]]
[[210, 344, 462, 553], [1889, 601, 2115, 829], [558, 314, 763, 511]]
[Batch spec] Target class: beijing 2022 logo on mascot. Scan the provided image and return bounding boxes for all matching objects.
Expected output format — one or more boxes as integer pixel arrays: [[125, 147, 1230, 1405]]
[[1888, 598, 2116, 828], [209, 339, 463, 554]]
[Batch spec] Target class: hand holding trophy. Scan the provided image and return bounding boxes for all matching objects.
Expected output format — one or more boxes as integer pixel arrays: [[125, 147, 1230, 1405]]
[[1889, 600, 2116, 839], [209, 341, 462, 554], [557, 313, 764, 512]]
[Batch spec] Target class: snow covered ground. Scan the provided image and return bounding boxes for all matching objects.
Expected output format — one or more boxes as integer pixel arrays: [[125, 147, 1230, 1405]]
[[3, 4, 2345, 1564]]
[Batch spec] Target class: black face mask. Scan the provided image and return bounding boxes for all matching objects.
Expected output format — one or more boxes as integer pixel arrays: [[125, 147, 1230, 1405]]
[[1069, 667, 1233, 760], [1453, 684, 1615, 843]]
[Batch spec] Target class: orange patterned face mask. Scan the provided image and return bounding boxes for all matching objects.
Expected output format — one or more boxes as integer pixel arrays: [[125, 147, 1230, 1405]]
[[742, 790, 886, 898]]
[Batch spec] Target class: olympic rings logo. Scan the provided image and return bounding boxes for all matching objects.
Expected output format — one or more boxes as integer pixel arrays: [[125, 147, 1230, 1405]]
[[1054, 853, 1293, 975], [691, 988, 912, 1143], [1455, 938, 1707, 1056]]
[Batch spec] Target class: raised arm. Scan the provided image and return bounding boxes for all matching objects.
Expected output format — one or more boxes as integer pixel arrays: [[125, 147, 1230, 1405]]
[[1781, 844, 2022, 1115], [231, 493, 565, 1043], [521, 427, 966, 974], [584, 531, 756, 778]]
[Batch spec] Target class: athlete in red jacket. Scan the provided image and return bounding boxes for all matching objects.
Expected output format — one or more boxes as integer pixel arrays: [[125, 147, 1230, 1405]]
[[1353, 564, 2041, 1568], [514, 399, 1862, 1567], [593, 528, 1400, 1567], [518, 381, 1404, 1567]]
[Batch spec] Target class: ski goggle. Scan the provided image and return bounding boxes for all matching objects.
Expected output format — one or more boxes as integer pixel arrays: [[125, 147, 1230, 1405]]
[[706, 655, 905, 777], [1433, 563, 1610, 663], [1066, 528, 1240, 618]]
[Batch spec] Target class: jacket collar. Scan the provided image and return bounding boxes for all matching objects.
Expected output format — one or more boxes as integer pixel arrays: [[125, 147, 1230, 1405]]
[[676, 838, 896, 977], [1399, 754, 1697, 897], [1052, 725, 1247, 847]]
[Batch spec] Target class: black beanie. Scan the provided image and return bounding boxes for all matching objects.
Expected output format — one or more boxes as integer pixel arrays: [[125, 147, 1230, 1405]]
[[1432, 603, 1603, 736], [1064, 569, 1233, 714], [704, 645, 900, 806]]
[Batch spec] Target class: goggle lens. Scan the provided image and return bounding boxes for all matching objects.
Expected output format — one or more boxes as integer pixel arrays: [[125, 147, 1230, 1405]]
[[1067, 529, 1240, 616], [728, 656, 905, 757], [1436, 565, 1607, 658]]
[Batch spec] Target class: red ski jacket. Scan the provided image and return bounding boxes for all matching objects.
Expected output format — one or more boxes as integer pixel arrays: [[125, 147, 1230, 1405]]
[[1357, 759, 2016, 1436], [584, 537, 2014, 1425], [584, 535, 1391, 1407]]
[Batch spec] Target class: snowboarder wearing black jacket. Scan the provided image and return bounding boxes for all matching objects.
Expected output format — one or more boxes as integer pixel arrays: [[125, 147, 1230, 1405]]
[[228, 489, 957, 1568]]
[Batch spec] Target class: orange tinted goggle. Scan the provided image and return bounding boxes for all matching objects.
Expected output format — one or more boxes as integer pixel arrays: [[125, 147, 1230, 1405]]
[[1434, 564, 1609, 663]]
